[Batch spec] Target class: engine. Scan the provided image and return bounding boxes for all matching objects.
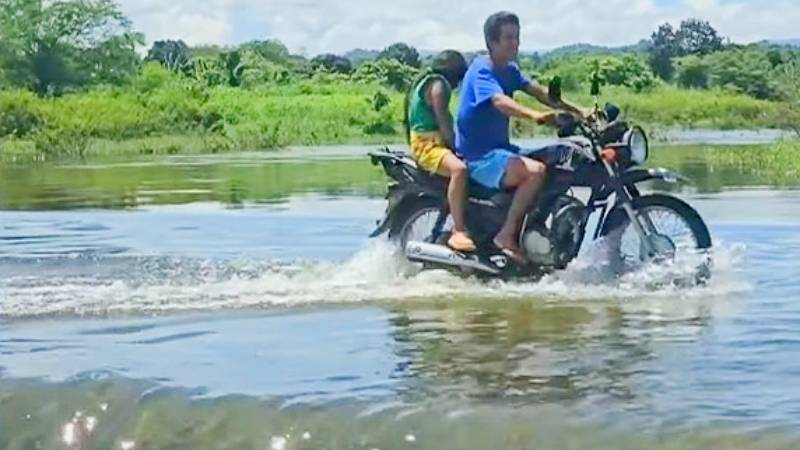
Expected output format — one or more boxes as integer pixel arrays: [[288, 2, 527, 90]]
[[521, 196, 588, 269]]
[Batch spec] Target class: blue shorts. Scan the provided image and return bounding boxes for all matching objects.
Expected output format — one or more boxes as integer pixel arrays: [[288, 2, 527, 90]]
[[466, 144, 577, 190], [466, 148, 518, 190]]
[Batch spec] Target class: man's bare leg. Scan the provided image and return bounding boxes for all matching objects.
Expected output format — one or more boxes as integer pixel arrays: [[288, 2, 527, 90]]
[[493, 157, 546, 260]]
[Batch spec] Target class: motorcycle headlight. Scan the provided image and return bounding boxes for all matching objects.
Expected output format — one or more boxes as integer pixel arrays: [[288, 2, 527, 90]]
[[625, 126, 649, 165]]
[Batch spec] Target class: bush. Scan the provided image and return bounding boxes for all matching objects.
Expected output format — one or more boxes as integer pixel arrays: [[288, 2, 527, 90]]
[[675, 55, 710, 89], [132, 63, 177, 94], [353, 59, 419, 91], [238, 58, 292, 89], [310, 54, 353, 74], [0, 90, 41, 137], [32, 128, 89, 156], [363, 90, 395, 135], [598, 54, 657, 92], [705, 49, 778, 99]]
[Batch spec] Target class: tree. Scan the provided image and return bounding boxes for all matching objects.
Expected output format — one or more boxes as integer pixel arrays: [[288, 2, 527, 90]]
[[649, 23, 679, 80], [353, 59, 418, 91], [239, 39, 290, 64], [310, 54, 353, 74], [146, 40, 190, 72], [766, 48, 784, 68], [648, 19, 725, 80], [378, 43, 420, 68], [773, 58, 800, 136], [0, 0, 143, 94], [189, 45, 225, 59], [676, 19, 724, 56], [220, 50, 243, 87], [706, 49, 777, 99], [238, 59, 292, 88], [0, 41, 17, 88], [598, 54, 656, 92], [675, 55, 710, 89]]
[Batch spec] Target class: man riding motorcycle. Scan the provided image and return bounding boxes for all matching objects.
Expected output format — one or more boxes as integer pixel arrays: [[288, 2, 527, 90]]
[[456, 11, 590, 263]]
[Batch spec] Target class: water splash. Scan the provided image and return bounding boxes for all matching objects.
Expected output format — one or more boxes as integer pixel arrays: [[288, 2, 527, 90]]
[[0, 239, 750, 318]]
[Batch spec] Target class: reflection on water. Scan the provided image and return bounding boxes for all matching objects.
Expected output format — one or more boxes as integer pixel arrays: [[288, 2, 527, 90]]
[[1, 143, 798, 211], [389, 301, 660, 404], [0, 155, 386, 210], [648, 145, 800, 193]]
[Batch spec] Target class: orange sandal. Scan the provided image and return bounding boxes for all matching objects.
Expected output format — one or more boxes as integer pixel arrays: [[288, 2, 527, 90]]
[[447, 231, 476, 253]]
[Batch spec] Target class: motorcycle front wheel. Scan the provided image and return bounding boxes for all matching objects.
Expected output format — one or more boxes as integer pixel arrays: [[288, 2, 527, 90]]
[[601, 194, 712, 281]]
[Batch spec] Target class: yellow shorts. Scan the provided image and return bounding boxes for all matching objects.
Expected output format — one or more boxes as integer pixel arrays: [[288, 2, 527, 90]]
[[409, 131, 453, 174]]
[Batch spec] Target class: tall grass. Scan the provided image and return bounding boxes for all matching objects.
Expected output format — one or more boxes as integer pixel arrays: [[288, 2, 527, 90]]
[[514, 85, 784, 136], [0, 69, 793, 159]]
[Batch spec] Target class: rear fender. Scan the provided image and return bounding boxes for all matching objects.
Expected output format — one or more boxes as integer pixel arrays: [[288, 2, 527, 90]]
[[369, 186, 444, 237]]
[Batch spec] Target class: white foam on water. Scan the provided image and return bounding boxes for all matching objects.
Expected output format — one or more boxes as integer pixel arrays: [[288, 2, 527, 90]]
[[0, 239, 751, 318]]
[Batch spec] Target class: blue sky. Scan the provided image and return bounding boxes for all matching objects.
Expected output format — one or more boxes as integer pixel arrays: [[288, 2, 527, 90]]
[[120, 0, 800, 55]]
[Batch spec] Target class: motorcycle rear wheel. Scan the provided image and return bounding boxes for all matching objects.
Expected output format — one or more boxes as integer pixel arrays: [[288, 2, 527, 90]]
[[388, 197, 451, 252]]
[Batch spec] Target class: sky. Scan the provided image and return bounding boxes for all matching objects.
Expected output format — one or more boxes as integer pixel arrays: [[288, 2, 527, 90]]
[[119, 0, 800, 55]]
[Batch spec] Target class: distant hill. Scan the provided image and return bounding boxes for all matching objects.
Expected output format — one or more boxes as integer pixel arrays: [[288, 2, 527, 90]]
[[343, 48, 380, 63], [341, 37, 797, 64], [765, 38, 800, 47], [533, 40, 650, 59]]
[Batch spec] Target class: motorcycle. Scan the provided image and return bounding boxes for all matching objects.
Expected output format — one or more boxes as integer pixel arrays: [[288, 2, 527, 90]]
[[368, 80, 711, 279]]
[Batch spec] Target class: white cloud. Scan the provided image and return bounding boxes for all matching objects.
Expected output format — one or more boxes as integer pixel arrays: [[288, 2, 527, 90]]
[[118, 0, 800, 54]]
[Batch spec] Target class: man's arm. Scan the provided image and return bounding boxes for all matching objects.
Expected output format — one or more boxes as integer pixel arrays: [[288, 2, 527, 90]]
[[491, 94, 557, 125], [523, 82, 587, 117]]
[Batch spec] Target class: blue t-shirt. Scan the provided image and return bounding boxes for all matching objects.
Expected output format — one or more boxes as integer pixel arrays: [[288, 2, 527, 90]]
[[456, 55, 531, 161]]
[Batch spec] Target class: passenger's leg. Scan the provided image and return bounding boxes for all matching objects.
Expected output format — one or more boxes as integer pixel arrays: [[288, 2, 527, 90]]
[[437, 153, 475, 252]]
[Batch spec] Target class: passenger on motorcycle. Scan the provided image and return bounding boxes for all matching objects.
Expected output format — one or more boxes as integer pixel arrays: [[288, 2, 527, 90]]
[[405, 50, 475, 252], [456, 11, 590, 263]]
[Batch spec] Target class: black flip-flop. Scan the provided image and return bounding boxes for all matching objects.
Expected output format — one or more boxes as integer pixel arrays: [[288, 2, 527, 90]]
[[492, 239, 528, 265]]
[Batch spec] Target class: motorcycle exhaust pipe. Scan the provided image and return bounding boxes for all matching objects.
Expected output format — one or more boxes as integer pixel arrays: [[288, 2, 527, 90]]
[[404, 241, 502, 275]]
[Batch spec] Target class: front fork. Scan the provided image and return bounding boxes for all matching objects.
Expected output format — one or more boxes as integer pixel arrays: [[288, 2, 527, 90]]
[[603, 161, 660, 257]]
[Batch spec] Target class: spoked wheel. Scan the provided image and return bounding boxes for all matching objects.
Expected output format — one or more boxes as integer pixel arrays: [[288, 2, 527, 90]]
[[388, 198, 452, 253], [602, 194, 712, 281]]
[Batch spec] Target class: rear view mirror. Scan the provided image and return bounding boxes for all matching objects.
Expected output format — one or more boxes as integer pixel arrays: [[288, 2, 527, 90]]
[[604, 102, 620, 122], [548, 76, 562, 103]]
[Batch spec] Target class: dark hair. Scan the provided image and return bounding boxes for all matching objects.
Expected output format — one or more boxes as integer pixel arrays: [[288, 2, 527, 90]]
[[483, 11, 520, 49], [431, 50, 467, 87], [403, 50, 467, 142]]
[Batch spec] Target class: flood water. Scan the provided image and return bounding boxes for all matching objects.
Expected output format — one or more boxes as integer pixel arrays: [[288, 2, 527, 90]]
[[1, 143, 799, 449]]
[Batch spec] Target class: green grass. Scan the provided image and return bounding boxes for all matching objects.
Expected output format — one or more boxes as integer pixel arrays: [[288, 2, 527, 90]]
[[514, 85, 786, 136], [0, 80, 795, 160]]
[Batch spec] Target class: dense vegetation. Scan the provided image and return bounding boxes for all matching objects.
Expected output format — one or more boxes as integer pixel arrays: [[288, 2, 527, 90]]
[[1, 0, 798, 159]]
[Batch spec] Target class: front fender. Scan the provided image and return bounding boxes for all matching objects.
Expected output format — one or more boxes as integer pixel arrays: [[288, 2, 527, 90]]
[[621, 167, 691, 186]]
